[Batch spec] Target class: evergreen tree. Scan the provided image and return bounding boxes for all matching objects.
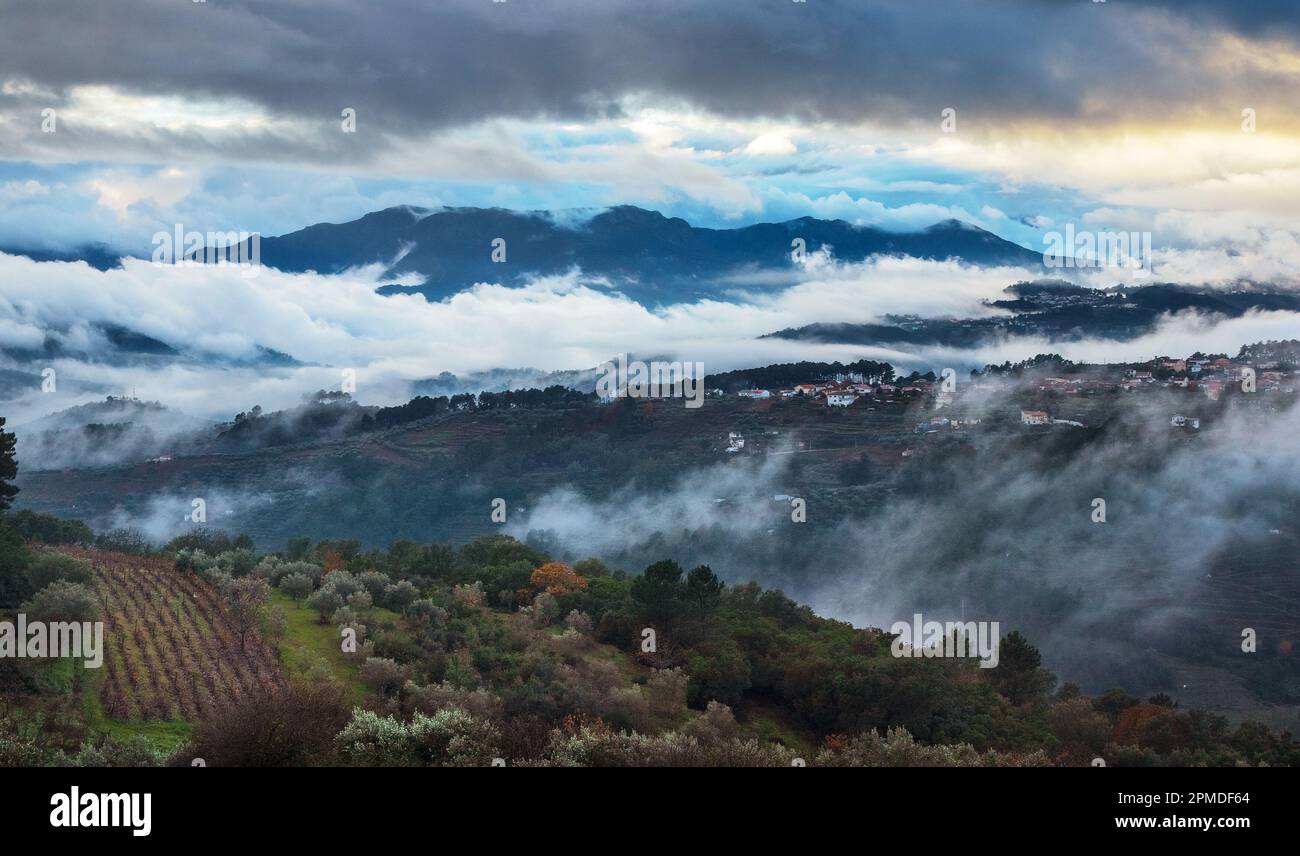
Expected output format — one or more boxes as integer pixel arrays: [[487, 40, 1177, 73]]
[[0, 416, 17, 511]]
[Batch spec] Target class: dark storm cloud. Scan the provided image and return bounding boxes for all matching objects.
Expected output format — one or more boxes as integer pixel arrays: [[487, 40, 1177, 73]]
[[0, 0, 1296, 155], [1129, 0, 1300, 36]]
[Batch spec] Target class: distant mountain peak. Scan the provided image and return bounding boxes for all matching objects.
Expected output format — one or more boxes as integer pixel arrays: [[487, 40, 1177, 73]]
[[925, 218, 986, 233]]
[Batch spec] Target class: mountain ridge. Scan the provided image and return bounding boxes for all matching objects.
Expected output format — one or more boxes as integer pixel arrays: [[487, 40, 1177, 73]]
[[198, 205, 1046, 305], [1, 205, 1047, 305]]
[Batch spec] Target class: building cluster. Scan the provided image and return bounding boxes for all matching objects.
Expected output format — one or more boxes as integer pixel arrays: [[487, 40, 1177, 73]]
[[1016, 410, 1084, 428], [736, 378, 937, 408], [1024, 355, 1295, 401], [720, 349, 1294, 448], [1115, 357, 1294, 400], [917, 415, 983, 434]]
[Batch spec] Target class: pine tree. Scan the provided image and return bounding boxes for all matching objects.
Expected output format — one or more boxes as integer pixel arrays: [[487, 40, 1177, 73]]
[[0, 417, 18, 511]]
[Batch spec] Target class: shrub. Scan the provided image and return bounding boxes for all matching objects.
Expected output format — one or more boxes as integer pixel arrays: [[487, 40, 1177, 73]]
[[360, 657, 410, 696], [333, 605, 359, 628], [184, 683, 350, 766], [305, 588, 344, 624], [263, 605, 288, 643], [25, 553, 93, 591], [358, 571, 392, 601], [384, 580, 419, 612], [403, 681, 503, 720], [0, 734, 49, 766], [685, 639, 751, 708], [573, 558, 610, 578], [94, 528, 151, 555], [1048, 697, 1112, 759], [214, 548, 258, 577], [601, 687, 653, 734], [322, 571, 363, 600], [4, 510, 94, 546], [22, 580, 99, 623], [336, 707, 500, 767], [646, 668, 689, 720], [174, 549, 212, 574], [539, 726, 796, 768], [278, 572, 315, 601], [681, 701, 740, 745], [66, 736, 166, 768], [252, 555, 282, 580], [563, 609, 594, 635], [451, 582, 484, 608], [816, 727, 998, 768], [523, 591, 559, 627], [269, 561, 322, 588], [406, 599, 448, 626]]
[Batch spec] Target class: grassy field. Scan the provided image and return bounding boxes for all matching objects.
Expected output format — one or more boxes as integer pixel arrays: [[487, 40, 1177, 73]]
[[82, 683, 192, 755], [269, 589, 399, 706]]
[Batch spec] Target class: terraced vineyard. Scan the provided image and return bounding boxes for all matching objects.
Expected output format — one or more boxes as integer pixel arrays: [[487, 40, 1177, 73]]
[[15, 396, 926, 548], [63, 548, 284, 721]]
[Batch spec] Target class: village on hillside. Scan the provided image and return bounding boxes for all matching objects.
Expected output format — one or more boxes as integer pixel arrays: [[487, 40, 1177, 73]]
[[707, 343, 1298, 453]]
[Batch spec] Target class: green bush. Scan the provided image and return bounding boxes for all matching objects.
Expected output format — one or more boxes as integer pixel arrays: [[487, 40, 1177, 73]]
[[25, 553, 93, 591]]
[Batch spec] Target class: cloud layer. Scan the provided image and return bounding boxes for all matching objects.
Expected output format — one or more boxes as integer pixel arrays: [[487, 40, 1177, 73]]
[[3, 248, 1298, 431]]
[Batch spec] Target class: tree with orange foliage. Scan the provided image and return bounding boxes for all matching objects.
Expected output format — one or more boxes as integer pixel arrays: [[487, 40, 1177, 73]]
[[317, 548, 345, 575], [822, 733, 850, 753], [530, 561, 588, 595], [1115, 703, 1190, 753]]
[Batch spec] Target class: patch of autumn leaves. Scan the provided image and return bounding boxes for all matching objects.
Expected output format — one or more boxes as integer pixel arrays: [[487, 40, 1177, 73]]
[[320, 548, 345, 574], [1048, 701, 1190, 765], [1114, 702, 1190, 748], [822, 733, 850, 753], [563, 712, 611, 738], [530, 561, 588, 595]]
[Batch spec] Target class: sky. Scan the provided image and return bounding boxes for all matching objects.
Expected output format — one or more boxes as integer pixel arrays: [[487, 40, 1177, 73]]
[[1, 0, 1299, 424], [0, 0, 1298, 261]]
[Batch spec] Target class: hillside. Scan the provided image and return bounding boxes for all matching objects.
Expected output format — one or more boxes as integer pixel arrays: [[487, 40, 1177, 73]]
[[13, 397, 209, 472], [12, 391, 928, 548], [4, 351, 1299, 765], [767, 283, 1300, 348], [4, 534, 1297, 767]]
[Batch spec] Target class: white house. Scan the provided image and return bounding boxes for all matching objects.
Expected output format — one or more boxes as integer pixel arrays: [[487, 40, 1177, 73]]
[[737, 389, 771, 399], [826, 393, 858, 407]]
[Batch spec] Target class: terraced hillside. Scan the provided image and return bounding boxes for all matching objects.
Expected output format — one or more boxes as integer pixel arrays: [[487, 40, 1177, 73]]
[[13, 396, 926, 549], [62, 547, 284, 721]]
